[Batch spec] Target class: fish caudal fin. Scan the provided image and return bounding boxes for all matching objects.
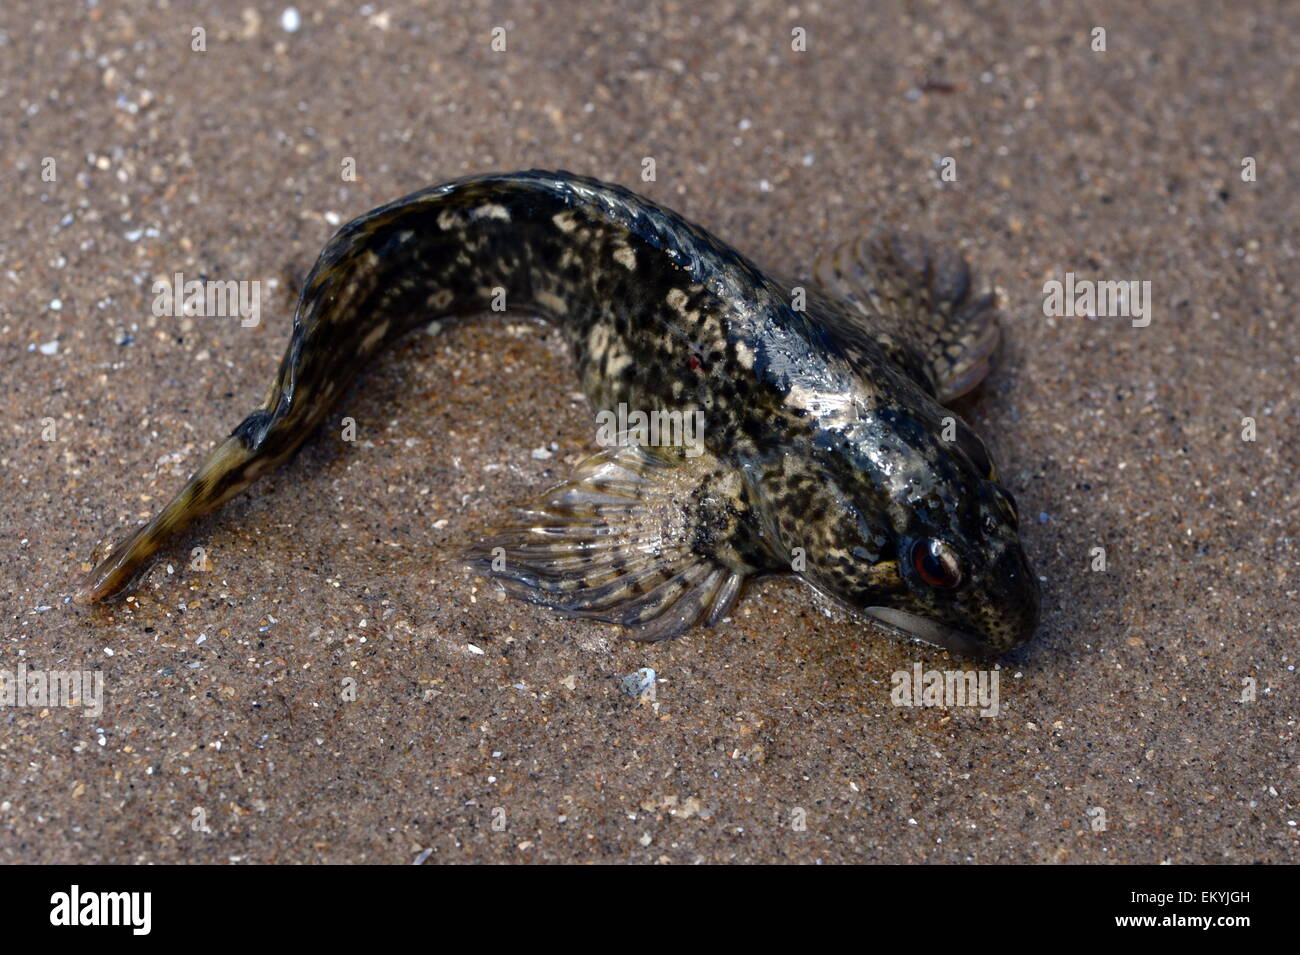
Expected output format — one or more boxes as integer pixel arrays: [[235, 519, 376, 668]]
[[463, 444, 750, 642], [813, 231, 1000, 403], [74, 434, 264, 603]]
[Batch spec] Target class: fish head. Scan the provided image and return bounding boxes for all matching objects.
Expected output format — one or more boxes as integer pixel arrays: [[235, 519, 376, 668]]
[[858, 476, 1041, 658], [778, 379, 1040, 658]]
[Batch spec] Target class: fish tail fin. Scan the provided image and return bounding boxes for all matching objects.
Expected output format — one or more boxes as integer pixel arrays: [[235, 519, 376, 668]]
[[74, 431, 268, 603]]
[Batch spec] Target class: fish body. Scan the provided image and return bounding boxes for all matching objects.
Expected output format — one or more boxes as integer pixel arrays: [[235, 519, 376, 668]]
[[77, 170, 1039, 655]]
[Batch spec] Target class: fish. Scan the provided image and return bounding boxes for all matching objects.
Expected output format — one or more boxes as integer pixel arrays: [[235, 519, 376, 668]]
[[75, 169, 1040, 656]]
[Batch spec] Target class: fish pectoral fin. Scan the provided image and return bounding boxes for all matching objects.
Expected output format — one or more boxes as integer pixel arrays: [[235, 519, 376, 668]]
[[811, 231, 1000, 403], [463, 444, 749, 642]]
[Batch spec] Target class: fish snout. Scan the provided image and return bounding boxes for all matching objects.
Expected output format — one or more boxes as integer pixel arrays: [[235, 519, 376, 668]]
[[990, 544, 1040, 653]]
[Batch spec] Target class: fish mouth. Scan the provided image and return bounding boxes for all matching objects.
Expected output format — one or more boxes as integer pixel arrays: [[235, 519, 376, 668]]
[[864, 607, 985, 657]]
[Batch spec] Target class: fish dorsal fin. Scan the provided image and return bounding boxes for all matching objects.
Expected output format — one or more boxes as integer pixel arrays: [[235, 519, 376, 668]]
[[464, 444, 750, 642], [812, 231, 1000, 403]]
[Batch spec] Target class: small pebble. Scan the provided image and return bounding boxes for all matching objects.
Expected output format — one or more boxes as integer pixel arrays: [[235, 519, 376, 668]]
[[621, 667, 656, 698]]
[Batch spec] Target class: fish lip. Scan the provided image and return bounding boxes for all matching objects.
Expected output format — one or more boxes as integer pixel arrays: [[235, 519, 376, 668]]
[[864, 607, 988, 658]]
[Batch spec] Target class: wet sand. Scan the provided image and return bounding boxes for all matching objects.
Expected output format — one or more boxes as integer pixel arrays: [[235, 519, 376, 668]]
[[0, 0, 1296, 862]]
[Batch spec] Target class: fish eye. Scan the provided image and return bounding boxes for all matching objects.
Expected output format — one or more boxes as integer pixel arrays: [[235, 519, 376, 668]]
[[912, 539, 963, 589]]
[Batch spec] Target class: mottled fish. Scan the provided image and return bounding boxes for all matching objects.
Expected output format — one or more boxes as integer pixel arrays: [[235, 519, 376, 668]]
[[76, 170, 1040, 656]]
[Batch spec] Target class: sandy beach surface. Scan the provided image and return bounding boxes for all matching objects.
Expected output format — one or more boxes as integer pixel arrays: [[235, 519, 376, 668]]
[[1, 0, 1296, 863]]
